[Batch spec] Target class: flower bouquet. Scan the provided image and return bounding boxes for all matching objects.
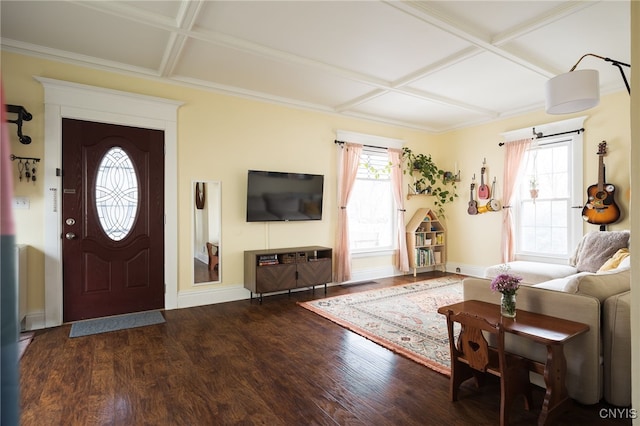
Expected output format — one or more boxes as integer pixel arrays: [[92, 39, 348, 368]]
[[490, 273, 522, 318]]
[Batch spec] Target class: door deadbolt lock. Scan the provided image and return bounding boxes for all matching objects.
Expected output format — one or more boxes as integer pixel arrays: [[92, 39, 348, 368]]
[[65, 218, 76, 226]]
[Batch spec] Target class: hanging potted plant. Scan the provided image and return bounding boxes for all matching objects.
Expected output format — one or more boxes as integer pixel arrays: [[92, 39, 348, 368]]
[[529, 177, 539, 200], [402, 147, 457, 217]]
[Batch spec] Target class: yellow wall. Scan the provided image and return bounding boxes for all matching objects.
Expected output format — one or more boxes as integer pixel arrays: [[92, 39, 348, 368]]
[[1, 50, 632, 318]]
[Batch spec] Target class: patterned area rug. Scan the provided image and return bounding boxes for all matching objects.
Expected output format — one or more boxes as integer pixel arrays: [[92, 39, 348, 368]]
[[298, 276, 464, 375]]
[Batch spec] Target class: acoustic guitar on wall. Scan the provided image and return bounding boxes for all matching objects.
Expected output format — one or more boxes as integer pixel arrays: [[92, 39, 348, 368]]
[[582, 141, 620, 225]]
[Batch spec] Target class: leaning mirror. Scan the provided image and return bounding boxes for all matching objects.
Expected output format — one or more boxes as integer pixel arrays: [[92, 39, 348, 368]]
[[193, 181, 221, 284]]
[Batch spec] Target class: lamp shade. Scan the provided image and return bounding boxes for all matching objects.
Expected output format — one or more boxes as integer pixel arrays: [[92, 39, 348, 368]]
[[545, 69, 600, 114]]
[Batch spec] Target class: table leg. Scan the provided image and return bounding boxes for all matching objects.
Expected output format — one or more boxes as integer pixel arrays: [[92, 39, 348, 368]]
[[538, 343, 573, 426]]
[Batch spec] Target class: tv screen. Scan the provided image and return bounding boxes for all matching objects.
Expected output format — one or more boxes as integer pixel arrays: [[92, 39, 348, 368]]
[[246, 170, 324, 222]]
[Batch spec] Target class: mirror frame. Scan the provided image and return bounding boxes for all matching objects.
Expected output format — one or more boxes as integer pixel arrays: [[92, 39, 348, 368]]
[[192, 180, 221, 285]]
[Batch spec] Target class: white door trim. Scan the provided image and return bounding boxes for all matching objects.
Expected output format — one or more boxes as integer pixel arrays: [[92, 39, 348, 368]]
[[36, 77, 183, 327]]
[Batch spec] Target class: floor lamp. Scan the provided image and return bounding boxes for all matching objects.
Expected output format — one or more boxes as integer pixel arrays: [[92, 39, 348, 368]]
[[545, 53, 631, 115]]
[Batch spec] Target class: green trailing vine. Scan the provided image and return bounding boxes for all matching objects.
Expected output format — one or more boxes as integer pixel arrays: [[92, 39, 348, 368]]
[[402, 147, 457, 217], [361, 157, 392, 179], [357, 147, 457, 217]]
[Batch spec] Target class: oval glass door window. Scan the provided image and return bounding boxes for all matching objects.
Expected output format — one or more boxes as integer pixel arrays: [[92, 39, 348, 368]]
[[95, 146, 139, 241]]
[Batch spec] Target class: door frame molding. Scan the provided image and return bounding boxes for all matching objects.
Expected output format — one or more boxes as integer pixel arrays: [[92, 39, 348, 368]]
[[37, 77, 183, 327]]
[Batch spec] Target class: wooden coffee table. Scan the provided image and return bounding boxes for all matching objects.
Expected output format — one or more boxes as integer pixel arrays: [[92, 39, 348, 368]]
[[437, 300, 590, 426]]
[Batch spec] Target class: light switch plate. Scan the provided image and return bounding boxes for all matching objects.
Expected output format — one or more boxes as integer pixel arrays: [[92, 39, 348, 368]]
[[13, 197, 30, 210]]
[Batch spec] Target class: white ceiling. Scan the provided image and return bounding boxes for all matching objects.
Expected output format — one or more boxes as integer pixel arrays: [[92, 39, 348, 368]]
[[1, 1, 631, 133]]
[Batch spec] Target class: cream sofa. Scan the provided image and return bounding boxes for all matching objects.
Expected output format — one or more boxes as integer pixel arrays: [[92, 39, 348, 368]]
[[485, 230, 630, 286], [463, 264, 631, 406]]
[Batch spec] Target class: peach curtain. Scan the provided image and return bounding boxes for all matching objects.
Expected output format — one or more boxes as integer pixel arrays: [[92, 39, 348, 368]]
[[501, 138, 532, 262], [334, 143, 362, 283], [389, 148, 409, 272]]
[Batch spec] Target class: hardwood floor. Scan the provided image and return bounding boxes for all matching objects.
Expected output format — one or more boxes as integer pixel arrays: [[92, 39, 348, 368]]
[[20, 272, 631, 425]]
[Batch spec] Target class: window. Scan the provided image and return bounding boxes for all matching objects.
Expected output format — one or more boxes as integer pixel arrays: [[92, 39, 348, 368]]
[[513, 134, 583, 262], [347, 146, 395, 252], [95, 146, 139, 241]]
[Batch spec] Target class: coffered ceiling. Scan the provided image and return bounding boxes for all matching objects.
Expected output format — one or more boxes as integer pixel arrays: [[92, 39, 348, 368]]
[[0, 1, 631, 132]]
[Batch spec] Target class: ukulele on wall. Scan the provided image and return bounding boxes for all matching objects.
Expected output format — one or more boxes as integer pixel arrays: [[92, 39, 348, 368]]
[[467, 182, 478, 215], [582, 141, 620, 225], [478, 164, 490, 200]]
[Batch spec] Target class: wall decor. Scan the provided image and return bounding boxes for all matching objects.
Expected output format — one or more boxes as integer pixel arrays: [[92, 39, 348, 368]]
[[6, 105, 32, 144], [195, 182, 206, 209], [10, 154, 40, 183]]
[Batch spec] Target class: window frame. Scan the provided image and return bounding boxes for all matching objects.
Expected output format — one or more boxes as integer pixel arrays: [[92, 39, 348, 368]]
[[347, 146, 397, 255], [511, 126, 584, 264], [335, 130, 403, 258]]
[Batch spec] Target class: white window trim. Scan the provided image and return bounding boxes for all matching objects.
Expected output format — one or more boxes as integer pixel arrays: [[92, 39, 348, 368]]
[[336, 130, 403, 149], [502, 117, 586, 263]]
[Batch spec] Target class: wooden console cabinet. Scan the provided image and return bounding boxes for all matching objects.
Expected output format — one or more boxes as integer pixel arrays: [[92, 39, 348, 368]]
[[244, 246, 332, 302]]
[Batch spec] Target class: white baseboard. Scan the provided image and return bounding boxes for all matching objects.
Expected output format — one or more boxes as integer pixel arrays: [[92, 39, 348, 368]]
[[25, 311, 46, 331], [177, 284, 250, 308], [444, 262, 487, 278], [346, 265, 399, 284], [349, 263, 487, 282]]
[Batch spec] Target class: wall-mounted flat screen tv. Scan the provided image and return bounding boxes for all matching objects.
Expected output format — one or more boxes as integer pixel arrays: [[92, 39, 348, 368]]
[[246, 170, 324, 222]]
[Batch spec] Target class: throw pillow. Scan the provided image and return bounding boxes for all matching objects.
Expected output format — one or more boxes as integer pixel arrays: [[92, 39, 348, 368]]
[[598, 248, 630, 273], [576, 231, 630, 273], [618, 256, 631, 270]]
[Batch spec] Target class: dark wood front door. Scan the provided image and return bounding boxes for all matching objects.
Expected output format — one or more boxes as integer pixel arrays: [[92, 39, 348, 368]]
[[62, 119, 165, 322]]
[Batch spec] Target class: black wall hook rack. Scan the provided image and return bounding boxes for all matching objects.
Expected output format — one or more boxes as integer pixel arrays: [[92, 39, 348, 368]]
[[6, 104, 33, 145], [9, 154, 40, 163], [9, 154, 40, 183]]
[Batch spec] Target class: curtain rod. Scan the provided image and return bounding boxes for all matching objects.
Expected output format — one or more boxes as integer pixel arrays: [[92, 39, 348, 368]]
[[334, 139, 387, 150], [498, 127, 584, 146]]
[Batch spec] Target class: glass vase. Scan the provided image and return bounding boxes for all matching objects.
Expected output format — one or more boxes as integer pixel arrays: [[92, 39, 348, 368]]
[[500, 293, 516, 318]]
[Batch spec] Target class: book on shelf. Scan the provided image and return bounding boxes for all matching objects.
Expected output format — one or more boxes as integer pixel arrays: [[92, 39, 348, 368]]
[[415, 247, 435, 266], [414, 233, 432, 246], [258, 254, 279, 266]]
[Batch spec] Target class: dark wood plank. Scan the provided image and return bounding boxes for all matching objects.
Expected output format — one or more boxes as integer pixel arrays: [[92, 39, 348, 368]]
[[20, 272, 631, 425]]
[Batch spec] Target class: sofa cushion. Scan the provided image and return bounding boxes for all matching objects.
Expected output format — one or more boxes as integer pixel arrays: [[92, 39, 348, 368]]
[[534, 269, 630, 302], [533, 272, 593, 292], [617, 255, 631, 270], [571, 230, 630, 272], [484, 261, 577, 286]]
